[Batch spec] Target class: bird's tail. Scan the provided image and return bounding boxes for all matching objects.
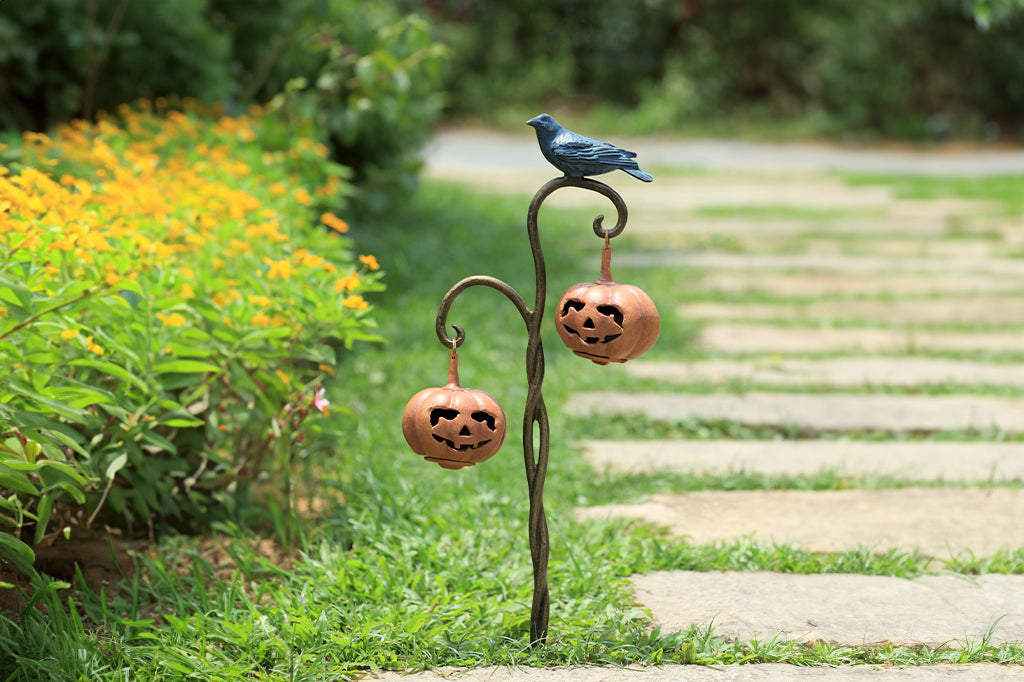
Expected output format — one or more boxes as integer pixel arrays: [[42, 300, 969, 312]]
[[624, 167, 654, 182]]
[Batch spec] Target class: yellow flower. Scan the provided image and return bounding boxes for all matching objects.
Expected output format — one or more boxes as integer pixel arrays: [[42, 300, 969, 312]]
[[180, 284, 195, 298], [251, 312, 271, 327], [228, 238, 252, 254], [294, 249, 325, 269], [334, 271, 360, 293], [60, 329, 79, 340], [160, 312, 187, 327], [293, 188, 313, 206], [85, 336, 105, 355], [359, 254, 380, 271], [249, 294, 271, 307], [342, 295, 368, 310], [320, 212, 348, 233], [264, 258, 292, 280]]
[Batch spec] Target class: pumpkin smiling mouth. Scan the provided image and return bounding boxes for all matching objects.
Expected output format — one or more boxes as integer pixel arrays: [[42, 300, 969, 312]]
[[431, 435, 493, 451]]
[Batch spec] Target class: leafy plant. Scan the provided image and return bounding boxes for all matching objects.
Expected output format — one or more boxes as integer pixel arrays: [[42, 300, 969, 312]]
[[0, 0, 233, 131], [266, 1, 449, 213], [0, 103, 384, 575]]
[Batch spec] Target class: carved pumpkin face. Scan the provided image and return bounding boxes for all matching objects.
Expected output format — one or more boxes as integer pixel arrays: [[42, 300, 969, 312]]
[[556, 281, 660, 365], [403, 352, 506, 469]]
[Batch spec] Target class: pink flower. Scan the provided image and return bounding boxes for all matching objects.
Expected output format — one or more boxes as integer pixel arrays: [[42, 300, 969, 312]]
[[311, 386, 330, 416]]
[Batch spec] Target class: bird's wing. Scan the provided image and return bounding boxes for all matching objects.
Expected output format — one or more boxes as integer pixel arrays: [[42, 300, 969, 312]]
[[552, 137, 637, 166]]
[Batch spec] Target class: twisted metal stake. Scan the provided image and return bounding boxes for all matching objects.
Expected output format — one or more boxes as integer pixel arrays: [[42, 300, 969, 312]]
[[434, 176, 628, 645]]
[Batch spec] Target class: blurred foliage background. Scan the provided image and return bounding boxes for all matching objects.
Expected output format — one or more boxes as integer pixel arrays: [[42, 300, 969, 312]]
[[1, 0, 1022, 148], [414, 0, 1024, 141]]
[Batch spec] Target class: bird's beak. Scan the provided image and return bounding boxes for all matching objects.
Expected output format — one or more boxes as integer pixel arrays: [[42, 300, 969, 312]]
[[526, 116, 539, 127]]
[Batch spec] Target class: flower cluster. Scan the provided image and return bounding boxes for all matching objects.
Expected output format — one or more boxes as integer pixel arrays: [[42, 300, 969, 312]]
[[0, 103, 384, 546]]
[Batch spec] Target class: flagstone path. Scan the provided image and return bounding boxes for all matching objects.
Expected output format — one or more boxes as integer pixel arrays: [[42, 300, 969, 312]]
[[395, 131, 1024, 679], [568, 164, 1024, 656]]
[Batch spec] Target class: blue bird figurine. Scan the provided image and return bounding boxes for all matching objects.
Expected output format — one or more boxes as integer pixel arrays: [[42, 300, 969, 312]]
[[527, 113, 653, 182]]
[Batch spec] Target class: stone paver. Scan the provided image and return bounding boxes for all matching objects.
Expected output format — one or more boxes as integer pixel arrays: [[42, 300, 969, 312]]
[[617, 177, 896, 212], [678, 299, 1024, 326], [632, 571, 1024, 646], [568, 391, 1024, 432], [697, 323, 1024, 353], [613, 252, 1024, 275], [365, 663, 1024, 680], [811, 239, 996, 259], [628, 215, 949, 238], [579, 439, 1024, 482], [624, 357, 1024, 388], [699, 272, 1024, 297], [575, 488, 1024, 557], [731, 239, 999, 262]]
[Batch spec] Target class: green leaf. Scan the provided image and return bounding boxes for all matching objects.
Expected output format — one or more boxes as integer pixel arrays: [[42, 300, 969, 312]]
[[104, 453, 128, 481], [33, 494, 53, 545], [240, 327, 292, 344], [0, 532, 35, 575], [403, 613, 430, 634], [158, 416, 204, 428], [0, 282, 33, 309], [140, 430, 177, 455], [151, 360, 221, 375], [69, 358, 151, 393], [6, 379, 88, 422], [0, 470, 39, 496], [54, 482, 86, 505], [37, 459, 89, 485]]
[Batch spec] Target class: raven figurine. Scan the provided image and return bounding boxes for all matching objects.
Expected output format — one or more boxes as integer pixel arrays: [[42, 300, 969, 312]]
[[527, 113, 653, 182]]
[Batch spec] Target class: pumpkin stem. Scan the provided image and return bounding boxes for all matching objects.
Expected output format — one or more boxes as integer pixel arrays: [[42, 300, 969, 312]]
[[446, 350, 461, 388], [598, 234, 613, 283]]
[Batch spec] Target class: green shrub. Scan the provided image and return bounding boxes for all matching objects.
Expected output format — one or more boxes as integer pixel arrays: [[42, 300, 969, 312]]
[[265, 1, 450, 213], [0, 0, 233, 131], [0, 104, 383, 575]]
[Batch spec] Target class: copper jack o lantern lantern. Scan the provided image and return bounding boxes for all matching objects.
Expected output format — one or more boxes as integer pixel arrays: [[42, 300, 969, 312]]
[[556, 237, 660, 365], [402, 349, 507, 470]]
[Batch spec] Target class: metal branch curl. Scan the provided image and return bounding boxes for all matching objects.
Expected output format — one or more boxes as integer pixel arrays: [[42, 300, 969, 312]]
[[432, 176, 627, 646]]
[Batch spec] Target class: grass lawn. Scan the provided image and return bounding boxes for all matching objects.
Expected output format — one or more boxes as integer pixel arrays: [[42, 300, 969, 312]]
[[5, 173, 1024, 680]]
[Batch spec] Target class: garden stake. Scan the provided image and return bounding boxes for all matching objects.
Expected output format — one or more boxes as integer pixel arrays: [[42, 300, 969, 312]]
[[407, 172, 658, 647]]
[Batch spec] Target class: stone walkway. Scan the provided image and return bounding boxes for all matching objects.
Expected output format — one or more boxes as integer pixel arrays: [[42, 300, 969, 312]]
[[399, 131, 1024, 679], [567, 167, 1024, 653]]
